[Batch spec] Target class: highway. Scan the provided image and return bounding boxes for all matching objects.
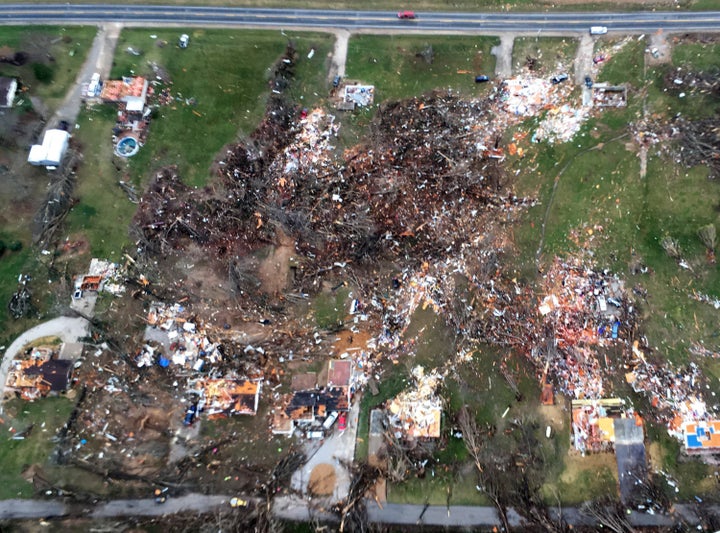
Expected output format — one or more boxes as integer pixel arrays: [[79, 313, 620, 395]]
[[1, 4, 720, 34]]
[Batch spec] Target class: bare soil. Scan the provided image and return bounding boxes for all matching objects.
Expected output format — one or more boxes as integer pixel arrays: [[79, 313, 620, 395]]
[[256, 229, 295, 295], [308, 463, 336, 495]]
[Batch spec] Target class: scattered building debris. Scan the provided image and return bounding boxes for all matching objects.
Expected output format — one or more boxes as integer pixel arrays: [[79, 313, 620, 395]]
[[343, 84, 375, 108], [592, 83, 628, 107], [387, 366, 442, 440]]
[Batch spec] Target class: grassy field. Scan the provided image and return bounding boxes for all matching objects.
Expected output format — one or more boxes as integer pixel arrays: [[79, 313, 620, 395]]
[[0, 397, 75, 499], [0, 26, 95, 342], [346, 35, 499, 103], [63, 28, 334, 262], [510, 33, 720, 499], [0, 25, 97, 113], [512, 36, 578, 76]]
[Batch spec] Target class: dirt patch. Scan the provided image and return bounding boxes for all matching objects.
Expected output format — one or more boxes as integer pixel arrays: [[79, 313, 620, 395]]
[[256, 229, 296, 295], [537, 401, 567, 432], [332, 329, 373, 356], [646, 31, 672, 66], [308, 463, 336, 495]]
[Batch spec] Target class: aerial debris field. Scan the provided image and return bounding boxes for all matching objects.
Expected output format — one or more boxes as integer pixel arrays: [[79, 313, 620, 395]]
[[3, 28, 720, 531]]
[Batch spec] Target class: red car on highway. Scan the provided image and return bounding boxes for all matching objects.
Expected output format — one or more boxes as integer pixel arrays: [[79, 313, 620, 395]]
[[397, 11, 416, 19]]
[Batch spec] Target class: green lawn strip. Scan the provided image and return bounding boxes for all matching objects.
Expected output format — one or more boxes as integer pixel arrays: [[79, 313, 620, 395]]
[[111, 28, 332, 187], [65, 104, 134, 260], [355, 369, 408, 462], [597, 36, 647, 89], [346, 35, 499, 103], [313, 286, 351, 330], [512, 37, 578, 77], [0, 26, 96, 113], [0, 397, 74, 499]]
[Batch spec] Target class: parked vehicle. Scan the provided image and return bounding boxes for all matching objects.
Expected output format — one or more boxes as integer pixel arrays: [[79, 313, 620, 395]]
[[154, 487, 169, 504], [73, 289, 83, 300], [593, 54, 607, 64], [87, 72, 101, 97], [338, 412, 347, 431], [397, 11, 416, 19], [332, 75, 342, 87], [475, 75, 490, 83], [551, 73, 568, 84], [183, 403, 198, 426], [179, 34, 190, 48], [323, 411, 339, 430], [584, 76, 593, 88], [590, 26, 608, 35], [230, 497, 248, 508]]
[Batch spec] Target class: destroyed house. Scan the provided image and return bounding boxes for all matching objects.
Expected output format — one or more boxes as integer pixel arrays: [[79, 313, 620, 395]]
[[200, 379, 261, 417], [327, 359, 352, 388], [100, 76, 149, 112], [684, 420, 720, 454], [571, 398, 626, 454], [591, 84, 627, 108], [80, 275, 103, 291], [327, 359, 353, 404], [285, 388, 349, 422], [6, 357, 72, 401], [23, 358, 72, 392]]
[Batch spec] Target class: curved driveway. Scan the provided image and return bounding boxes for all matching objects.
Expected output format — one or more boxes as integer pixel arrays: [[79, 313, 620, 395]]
[[1, 5, 720, 34], [0, 316, 89, 409]]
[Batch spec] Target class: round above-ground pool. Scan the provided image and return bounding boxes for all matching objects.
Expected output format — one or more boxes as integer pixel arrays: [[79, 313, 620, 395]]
[[115, 136, 140, 157]]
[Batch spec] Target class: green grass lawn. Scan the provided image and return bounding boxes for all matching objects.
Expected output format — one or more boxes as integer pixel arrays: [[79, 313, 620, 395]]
[[512, 37, 578, 76], [111, 28, 334, 187], [0, 397, 74, 499], [346, 35, 499, 103], [0, 25, 96, 113]]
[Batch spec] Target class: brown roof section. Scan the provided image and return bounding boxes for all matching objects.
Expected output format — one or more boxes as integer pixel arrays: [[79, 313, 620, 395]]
[[327, 360, 352, 388]]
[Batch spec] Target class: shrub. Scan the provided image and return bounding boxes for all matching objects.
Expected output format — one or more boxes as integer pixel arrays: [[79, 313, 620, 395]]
[[32, 62, 54, 84], [9, 241, 22, 252]]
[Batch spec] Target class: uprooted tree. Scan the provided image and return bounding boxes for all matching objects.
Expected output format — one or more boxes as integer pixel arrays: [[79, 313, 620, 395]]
[[457, 406, 568, 533]]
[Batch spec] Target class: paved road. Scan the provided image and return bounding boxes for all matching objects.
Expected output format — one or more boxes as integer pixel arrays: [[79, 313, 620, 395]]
[[0, 492, 717, 527], [1, 5, 720, 34]]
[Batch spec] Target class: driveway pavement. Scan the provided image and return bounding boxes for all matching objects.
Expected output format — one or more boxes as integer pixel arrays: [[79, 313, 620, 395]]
[[49, 23, 122, 130], [291, 400, 360, 502]]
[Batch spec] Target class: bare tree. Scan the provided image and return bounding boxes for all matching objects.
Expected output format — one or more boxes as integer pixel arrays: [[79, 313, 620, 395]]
[[580, 497, 636, 533], [457, 407, 511, 533]]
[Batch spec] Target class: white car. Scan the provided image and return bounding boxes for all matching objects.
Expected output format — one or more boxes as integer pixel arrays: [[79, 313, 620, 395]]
[[179, 34, 190, 48], [87, 72, 101, 97]]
